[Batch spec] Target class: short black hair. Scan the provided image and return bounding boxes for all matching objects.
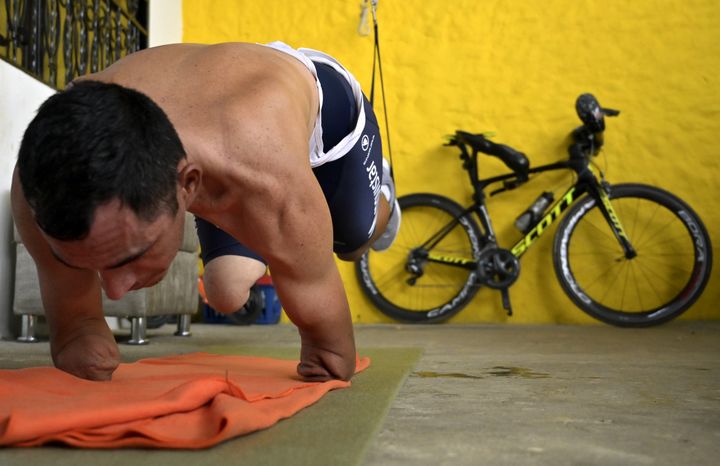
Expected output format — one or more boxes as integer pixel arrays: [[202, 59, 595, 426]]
[[18, 80, 186, 240]]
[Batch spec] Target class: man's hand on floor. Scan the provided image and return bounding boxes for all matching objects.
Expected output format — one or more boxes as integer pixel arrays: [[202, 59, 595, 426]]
[[297, 333, 356, 382], [53, 333, 121, 381]]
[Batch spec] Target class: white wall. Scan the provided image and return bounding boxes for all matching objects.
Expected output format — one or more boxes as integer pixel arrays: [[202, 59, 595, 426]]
[[0, 62, 55, 339], [149, 0, 183, 47]]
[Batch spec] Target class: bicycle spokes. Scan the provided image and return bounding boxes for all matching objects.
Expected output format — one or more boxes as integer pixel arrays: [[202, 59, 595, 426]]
[[566, 195, 696, 312], [358, 194, 483, 317]]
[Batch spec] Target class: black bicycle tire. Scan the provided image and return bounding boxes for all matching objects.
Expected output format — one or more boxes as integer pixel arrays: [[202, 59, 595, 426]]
[[553, 183, 712, 327], [355, 193, 485, 323]]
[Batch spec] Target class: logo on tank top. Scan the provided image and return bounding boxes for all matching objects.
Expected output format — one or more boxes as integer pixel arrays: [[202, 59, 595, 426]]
[[361, 134, 370, 152]]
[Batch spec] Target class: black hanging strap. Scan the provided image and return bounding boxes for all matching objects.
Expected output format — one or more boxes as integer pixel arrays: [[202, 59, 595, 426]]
[[368, 1, 394, 178]]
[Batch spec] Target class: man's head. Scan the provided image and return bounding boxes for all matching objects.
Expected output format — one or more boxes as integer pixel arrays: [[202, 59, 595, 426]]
[[17, 80, 187, 241]]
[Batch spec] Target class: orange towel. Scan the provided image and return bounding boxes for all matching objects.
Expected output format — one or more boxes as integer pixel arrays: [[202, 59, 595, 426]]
[[0, 352, 370, 449]]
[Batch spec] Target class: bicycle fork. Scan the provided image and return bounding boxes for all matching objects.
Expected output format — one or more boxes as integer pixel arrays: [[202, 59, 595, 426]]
[[593, 182, 637, 259]]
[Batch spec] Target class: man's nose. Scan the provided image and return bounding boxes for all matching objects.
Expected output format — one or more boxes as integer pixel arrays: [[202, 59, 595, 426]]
[[99, 270, 136, 300]]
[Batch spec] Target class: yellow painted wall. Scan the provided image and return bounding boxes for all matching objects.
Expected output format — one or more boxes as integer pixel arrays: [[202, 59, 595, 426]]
[[183, 0, 719, 324]]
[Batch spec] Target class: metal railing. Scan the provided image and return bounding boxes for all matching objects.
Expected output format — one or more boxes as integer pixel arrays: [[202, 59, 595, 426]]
[[1, 0, 148, 90]]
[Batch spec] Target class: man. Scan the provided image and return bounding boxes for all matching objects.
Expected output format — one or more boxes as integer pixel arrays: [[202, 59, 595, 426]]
[[11, 41, 399, 382]]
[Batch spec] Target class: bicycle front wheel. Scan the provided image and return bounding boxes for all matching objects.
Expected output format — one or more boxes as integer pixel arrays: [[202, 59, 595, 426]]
[[356, 193, 485, 323], [553, 183, 712, 327]]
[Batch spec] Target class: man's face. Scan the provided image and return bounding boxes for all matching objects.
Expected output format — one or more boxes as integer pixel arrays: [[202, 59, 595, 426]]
[[45, 198, 185, 300]]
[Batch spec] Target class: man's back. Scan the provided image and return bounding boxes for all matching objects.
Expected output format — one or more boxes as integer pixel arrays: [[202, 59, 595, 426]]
[[81, 42, 319, 141]]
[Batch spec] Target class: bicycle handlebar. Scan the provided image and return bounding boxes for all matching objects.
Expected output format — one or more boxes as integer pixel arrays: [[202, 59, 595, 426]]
[[575, 93, 620, 133], [570, 94, 620, 158], [449, 131, 530, 179], [446, 93, 621, 189]]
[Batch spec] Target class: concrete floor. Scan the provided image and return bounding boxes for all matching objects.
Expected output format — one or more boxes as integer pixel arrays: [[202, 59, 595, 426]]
[[1, 321, 718, 465]]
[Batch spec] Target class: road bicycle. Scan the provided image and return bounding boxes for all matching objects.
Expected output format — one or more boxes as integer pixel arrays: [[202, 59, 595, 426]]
[[356, 94, 712, 326]]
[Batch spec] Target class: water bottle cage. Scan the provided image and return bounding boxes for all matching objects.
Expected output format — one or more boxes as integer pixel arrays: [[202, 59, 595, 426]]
[[514, 191, 555, 233]]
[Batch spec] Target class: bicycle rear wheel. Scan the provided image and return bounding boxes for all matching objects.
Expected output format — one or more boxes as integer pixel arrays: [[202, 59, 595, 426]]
[[356, 193, 485, 323], [553, 183, 712, 327]]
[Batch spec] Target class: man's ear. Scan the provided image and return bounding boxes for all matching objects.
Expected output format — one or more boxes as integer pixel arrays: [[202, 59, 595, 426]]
[[177, 160, 202, 203]]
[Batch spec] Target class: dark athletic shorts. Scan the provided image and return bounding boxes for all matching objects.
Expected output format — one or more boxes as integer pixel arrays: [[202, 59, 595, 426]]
[[196, 61, 384, 265]]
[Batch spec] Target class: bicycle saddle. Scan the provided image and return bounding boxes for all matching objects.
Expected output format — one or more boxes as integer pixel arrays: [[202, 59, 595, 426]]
[[454, 131, 530, 178]]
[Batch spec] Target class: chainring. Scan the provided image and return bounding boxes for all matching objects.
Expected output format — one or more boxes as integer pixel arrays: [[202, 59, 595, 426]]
[[477, 247, 520, 289]]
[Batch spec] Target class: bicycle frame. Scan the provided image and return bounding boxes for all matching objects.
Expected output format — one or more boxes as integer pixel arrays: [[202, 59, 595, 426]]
[[419, 152, 634, 269]]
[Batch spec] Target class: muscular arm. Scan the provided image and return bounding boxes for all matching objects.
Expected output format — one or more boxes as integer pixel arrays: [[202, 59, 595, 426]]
[[263, 188, 356, 382], [246, 167, 356, 381], [217, 98, 357, 381], [11, 168, 119, 380]]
